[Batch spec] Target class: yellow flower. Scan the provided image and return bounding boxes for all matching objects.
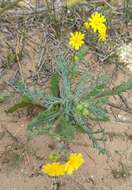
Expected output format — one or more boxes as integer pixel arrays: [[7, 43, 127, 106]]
[[69, 32, 85, 50], [98, 24, 107, 41], [89, 12, 106, 33], [65, 153, 85, 175], [42, 162, 65, 177], [84, 21, 90, 30]]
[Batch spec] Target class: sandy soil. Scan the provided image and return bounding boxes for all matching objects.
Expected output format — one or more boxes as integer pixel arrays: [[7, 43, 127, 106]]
[[0, 69, 132, 190], [0, 0, 132, 189]]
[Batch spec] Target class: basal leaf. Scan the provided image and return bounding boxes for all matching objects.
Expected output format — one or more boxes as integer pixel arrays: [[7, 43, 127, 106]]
[[6, 96, 33, 113], [50, 72, 60, 97]]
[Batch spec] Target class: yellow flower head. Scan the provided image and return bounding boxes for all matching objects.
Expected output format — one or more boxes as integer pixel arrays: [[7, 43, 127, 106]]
[[65, 153, 85, 175], [69, 32, 85, 50], [42, 162, 65, 177], [89, 12, 106, 33], [98, 24, 107, 41]]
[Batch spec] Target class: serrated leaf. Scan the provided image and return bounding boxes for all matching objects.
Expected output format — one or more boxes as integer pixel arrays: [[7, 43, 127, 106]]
[[56, 118, 76, 140], [97, 78, 132, 98], [27, 109, 59, 131], [29, 123, 53, 136], [89, 105, 109, 122], [87, 75, 109, 98], [76, 73, 93, 98], [79, 125, 106, 154]]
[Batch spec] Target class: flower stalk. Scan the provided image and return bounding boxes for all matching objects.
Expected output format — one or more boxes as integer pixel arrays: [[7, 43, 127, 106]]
[[51, 177, 60, 190]]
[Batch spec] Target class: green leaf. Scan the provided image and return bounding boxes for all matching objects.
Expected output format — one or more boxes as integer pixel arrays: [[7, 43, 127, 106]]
[[97, 78, 132, 98], [0, 95, 9, 103], [7, 96, 33, 113], [57, 56, 71, 98], [79, 125, 106, 154], [76, 74, 109, 100], [83, 75, 109, 99], [111, 78, 132, 95], [76, 73, 93, 98], [50, 72, 60, 97], [15, 81, 33, 101], [56, 118, 76, 140], [89, 105, 109, 122], [27, 109, 59, 131], [28, 123, 53, 136]]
